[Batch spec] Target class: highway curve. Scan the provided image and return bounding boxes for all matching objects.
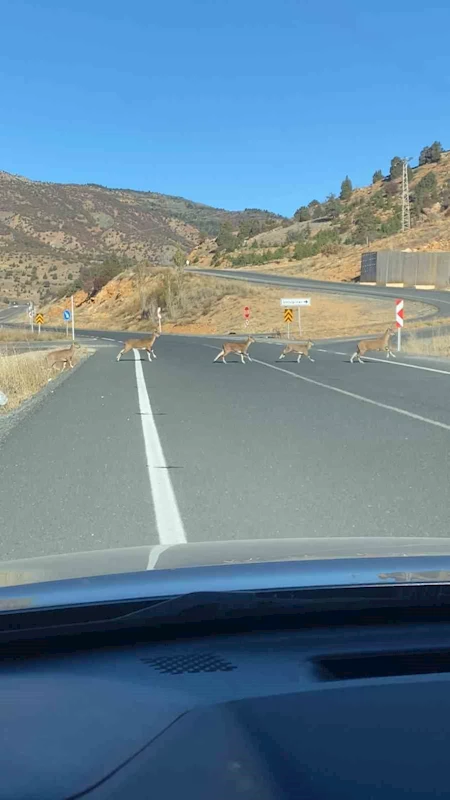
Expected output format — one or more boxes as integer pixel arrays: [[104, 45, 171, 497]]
[[192, 268, 450, 322]]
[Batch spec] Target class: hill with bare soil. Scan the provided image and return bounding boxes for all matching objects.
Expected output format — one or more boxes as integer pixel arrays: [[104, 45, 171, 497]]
[[0, 170, 284, 304], [189, 145, 450, 283], [42, 266, 433, 340]]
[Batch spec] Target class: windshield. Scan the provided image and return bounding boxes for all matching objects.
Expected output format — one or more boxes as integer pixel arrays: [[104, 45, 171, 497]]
[[1, 0, 450, 596]]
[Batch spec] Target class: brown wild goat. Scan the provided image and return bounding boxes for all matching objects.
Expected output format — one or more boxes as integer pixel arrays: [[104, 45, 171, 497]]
[[46, 343, 78, 371], [213, 337, 255, 364], [278, 340, 315, 363], [350, 327, 395, 364], [117, 332, 160, 362]]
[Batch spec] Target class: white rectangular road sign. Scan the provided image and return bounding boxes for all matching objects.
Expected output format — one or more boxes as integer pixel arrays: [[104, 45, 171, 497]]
[[280, 298, 311, 307]]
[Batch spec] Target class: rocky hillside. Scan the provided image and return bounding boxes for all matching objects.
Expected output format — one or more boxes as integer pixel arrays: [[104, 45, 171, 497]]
[[189, 142, 450, 281], [0, 170, 285, 303]]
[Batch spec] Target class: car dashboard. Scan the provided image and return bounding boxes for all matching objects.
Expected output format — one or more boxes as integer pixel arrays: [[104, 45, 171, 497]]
[[2, 615, 450, 799]]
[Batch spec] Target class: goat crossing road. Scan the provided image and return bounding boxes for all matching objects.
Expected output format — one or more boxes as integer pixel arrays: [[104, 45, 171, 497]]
[[3, 332, 450, 564]]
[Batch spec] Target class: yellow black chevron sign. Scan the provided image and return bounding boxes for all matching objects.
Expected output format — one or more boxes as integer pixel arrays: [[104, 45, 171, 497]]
[[283, 308, 293, 323], [35, 313, 44, 324]]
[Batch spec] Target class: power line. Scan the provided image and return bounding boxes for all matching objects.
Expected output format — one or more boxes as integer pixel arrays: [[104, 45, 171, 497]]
[[401, 157, 411, 232]]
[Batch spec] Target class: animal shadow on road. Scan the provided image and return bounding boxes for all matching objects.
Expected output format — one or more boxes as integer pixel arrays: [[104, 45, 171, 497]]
[[346, 359, 377, 365], [117, 356, 149, 362], [212, 360, 246, 365]]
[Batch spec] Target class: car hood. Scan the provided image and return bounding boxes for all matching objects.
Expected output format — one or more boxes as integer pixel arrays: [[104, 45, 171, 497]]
[[2, 537, 450, 589]]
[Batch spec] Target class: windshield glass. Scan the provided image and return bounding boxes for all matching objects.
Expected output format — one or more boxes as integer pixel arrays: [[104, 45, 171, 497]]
[[1, 0, 450, 594]]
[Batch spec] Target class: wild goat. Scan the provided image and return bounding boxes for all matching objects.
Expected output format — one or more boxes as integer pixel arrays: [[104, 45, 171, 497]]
[[278, 340, 315, 364], [350, 328, 395, 364], [46, 343, 78, 371], [117, 332, 160, 362], [213, 337, 255, 364]]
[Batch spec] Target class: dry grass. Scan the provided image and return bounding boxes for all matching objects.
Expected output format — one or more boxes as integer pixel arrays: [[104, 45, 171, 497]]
[[0, 328, 66, 343], [181, 289, 433, 339], [42, 270, 434, 338], [0, 346, 90, 413], [401, 331, 450, 357]]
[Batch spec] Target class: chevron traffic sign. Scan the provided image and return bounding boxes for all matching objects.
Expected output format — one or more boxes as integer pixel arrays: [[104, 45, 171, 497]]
[[395, 299, 404, 328]]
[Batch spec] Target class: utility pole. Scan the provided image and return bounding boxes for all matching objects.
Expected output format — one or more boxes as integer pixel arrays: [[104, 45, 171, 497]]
[[401, 158, 411, 232]]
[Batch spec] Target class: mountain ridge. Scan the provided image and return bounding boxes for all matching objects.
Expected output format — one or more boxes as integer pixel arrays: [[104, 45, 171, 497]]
[[0, 169, 285, 302]]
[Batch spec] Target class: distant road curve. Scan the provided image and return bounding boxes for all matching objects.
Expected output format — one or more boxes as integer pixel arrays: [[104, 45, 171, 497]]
[[0, 304, 29, 323], [189, 268, 450, 322]]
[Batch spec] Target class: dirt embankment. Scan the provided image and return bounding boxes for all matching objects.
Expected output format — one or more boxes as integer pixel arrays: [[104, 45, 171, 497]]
[[42, 269, 434, 340]]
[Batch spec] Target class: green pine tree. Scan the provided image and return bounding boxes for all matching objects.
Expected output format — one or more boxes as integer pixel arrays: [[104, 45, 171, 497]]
[[430, 141, 443, 163], [372, 170, 383, 184], [419, 141, 443, 165], [390, 157, 403, 180], [323, 194, 341, 219], [216, 222, 236, 252], [293, 206, 310, 222], [340, 176, 353, 201], [173, 249, 185, 268]]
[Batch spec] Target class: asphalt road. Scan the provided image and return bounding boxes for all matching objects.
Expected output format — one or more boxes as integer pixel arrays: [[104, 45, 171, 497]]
[[0, 304, 29, 323], [193, 268, 450, 321], [1, 329, 450, 561]]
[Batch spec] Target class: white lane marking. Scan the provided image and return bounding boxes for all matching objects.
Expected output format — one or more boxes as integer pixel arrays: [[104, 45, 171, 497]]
[[134, 349, 187, 549], [322, 349, 450, 376], [252, 357, 450, 432], [317, 348, 346, 355], [146, 543, 173, 570]]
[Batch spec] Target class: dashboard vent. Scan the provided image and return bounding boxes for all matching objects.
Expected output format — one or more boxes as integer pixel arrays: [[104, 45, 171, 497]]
[[141, 652, 236, 675], [315, 649, 450, 681]]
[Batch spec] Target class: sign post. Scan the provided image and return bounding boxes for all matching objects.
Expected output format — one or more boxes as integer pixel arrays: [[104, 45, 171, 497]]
[[283, 308, 293, 338], [281, 298, 310, 339], [395, 298, 404, 351], [71, 295, 75, 341], [35, 312, 44, 334], [243, 306, 250, 328], [28, 303, 34, 334], [63, 309, 71, 338], [157, 306, 162, 334]]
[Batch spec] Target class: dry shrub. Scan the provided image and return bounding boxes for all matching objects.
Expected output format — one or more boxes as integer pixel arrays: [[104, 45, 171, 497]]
[[0, 351, 52, 412], [115, 270, 257, 327], [402, 331, 450, 357], [0, 328, 64, 343], [0, 346, 89, 413], [154, 272, 256, 322]]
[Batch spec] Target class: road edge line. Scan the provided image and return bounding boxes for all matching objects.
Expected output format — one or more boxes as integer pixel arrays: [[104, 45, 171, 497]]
[[252, 358, 450, 432]]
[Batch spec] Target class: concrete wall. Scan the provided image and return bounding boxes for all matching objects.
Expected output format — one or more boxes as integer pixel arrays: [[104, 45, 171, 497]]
[[361, 251, 450, 288]]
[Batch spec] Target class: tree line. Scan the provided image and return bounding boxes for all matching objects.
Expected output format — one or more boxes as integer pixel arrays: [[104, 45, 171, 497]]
[[291, 141, 444, 224]]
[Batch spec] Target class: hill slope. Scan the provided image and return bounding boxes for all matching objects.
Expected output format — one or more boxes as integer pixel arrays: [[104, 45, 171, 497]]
[[0, 170, 285, 302], [190, 146, 450, 282]]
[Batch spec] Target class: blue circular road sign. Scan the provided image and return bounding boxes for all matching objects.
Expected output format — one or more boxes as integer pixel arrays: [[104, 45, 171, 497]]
[[63, 310, 71, 321]]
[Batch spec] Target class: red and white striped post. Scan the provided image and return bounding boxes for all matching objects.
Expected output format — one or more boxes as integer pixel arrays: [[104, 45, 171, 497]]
[[243, 306, 250, 328], [395, 298, 404, 352]]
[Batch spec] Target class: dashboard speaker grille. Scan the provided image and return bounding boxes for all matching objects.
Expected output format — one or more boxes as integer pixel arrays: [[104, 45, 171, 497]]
[[141, 652, 236, 674]]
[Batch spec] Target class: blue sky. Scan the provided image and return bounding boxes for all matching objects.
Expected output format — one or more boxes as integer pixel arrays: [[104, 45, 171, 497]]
[[1, 0, 448, 216]]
